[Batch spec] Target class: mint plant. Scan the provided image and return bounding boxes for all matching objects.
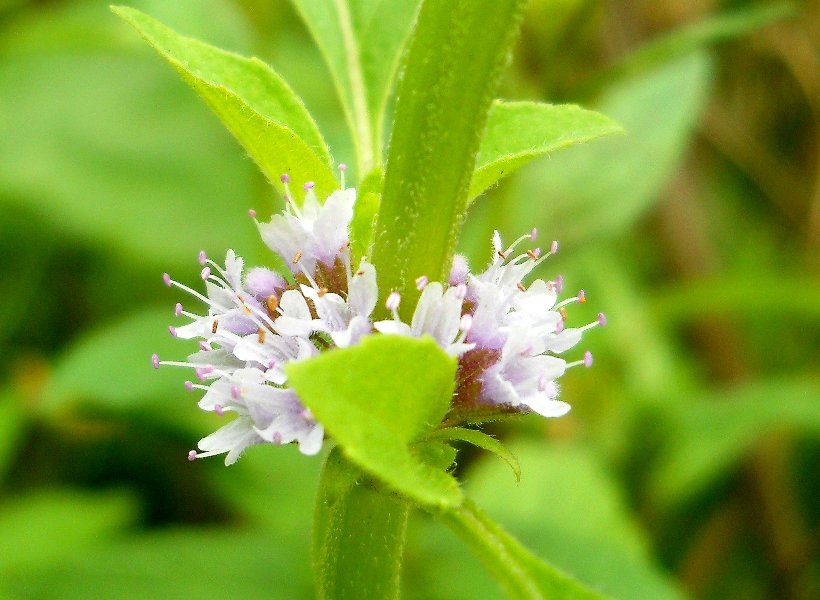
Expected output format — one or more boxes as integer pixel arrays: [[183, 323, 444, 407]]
[[115, 2, 622, 597]]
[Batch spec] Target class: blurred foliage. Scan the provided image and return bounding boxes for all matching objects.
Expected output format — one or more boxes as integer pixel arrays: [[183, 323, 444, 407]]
[[0, 0, 817, 598]]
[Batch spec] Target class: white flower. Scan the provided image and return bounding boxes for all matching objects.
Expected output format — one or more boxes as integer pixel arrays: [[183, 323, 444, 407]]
[[256, 179, 355, 275], [374, 282, 474, 356]]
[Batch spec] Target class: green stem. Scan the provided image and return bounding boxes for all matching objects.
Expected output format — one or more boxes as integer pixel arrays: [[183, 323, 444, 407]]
[[313, 448, 410, 600]]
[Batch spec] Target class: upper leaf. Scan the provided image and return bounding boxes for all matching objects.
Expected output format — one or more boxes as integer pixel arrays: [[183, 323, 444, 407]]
[[111, 6, 337, 199], [371, 0, 526, 318], [469, 101, 623, 201], [289, 0, 420, 175], [286, 334, 461, 507]]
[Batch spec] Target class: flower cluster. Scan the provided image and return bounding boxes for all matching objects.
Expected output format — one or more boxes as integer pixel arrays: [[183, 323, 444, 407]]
[[153, 175, 605, 464]]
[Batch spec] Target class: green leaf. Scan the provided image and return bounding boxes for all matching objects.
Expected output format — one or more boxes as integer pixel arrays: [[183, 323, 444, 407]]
[[590, 2, 795, 91], [289, 0, 420, 175], [41, 307, 208, 433], [372, 0, 526, 318], [436, 497, 609, 600], [313, 448, 409, 600], [409, 441, 685, 600], [422, 427, 521, 482], [650, 378, 820, 509], [3, 529, 313, 600], [0, 4, 262, 268], [469, 101, 623, 201], [112, 6, 337, 199], [286, 334, 461, 507], [0, 490, 136, 574], [463, 52, 711, 252]]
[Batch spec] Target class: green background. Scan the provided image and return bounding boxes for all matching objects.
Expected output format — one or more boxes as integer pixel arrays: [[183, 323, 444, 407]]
[[0, 0, 817, 598]]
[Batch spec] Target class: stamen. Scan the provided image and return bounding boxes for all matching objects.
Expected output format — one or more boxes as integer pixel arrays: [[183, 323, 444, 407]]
[[584, 351, 593, 368], [151, 353, 160, 369], [551, 240, 559, 254], [597, 312, 607, 327], [168, 325, 177, 338], [386, 292, 401, 312], [198, 250, 207, 266], [195, 366, 214, 381], [200, 267, 211, 281], [248, 208, 257, 219], [184, 380, 194, 391], [188, 450, 197, 462], [526, 248, 541, 260], [339, 163, 347, 189], [280, 173, 291, 184], [578, 289, 586, 304], [415, 275, 428, 290], [174, 302, 183, 316], [162, 273, 171, 287], [303, 181, 315, 191]]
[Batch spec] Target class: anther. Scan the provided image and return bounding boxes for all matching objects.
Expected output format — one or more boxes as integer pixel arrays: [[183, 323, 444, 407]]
[[272, 432, 283, 445], [174, 302, 183, 316], [454, 283, 467, 300], [187, 450, 197, 462], [198, 341, 210, 351], [231, 385, 241, 400], [537, 374, 548, 392], [551, 240, 559, 254], [184, 380, 194, 391], [318, 287, 328, 297], [555, 275, 564, 293], [168, 325, 177, 338], [555, 320, 565, 334], [338, 163, 347, 172], [530, 228, 538, 241], [248, 208, 257, 218], [578, 289, 586, 304], [559, 307, 568, 321], [198, 250, 207, 265], [386, 292, 401, 312], [211, 320, 219, 334], [459, 313, 473, 333], [517, 282, 526, 292], [266, 295, 279, 313], [257, 328, 266, 344], [584, 351, 593, 368], [527, 248, 540, 260], [200, 266, 211, 281], [280, 173, 290, 184], [292, 250, 303, 264], [303, 181, 315, 191], [597, 312, 607, 327], [162, 273, 171, 287], [214, 404, 224, 417], [151, 353, 160, 369], [497, 250, 507, 260], [415, 275, 428, 290]]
